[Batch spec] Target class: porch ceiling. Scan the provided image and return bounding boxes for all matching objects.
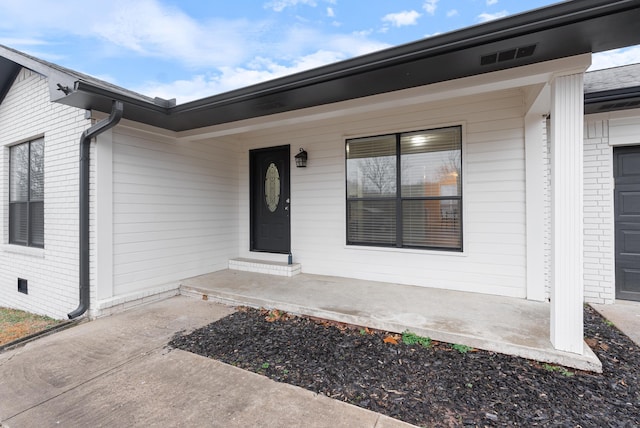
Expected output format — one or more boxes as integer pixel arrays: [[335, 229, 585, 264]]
[[2, 1, 640, 131]]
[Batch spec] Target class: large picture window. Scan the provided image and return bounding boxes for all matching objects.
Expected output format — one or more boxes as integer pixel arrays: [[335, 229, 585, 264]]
[[9, 138, 44, 248], [346, 126, 462, 251]]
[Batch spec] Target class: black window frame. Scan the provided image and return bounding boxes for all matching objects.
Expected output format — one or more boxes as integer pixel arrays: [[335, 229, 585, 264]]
[[9, 138, 44, 248], [345, 125, 463, 252]]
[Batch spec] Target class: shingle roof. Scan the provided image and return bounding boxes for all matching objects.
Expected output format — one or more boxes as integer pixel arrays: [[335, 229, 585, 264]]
[[584, 62, 640, 114], [585, 63, 640, 93]]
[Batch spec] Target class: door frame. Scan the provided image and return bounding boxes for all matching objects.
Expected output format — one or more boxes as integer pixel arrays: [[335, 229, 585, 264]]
[[249, 145, 291, 253], [613, 145, 640, 301]]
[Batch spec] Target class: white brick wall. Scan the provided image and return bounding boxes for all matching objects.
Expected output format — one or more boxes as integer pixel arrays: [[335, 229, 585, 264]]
[[582, 118, 615, 304], [0, 68, 90, 319], [543, 117, 616, 304]]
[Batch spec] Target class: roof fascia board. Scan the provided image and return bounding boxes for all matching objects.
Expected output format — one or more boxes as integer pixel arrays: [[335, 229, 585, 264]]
[[584, 87, 640, 114], [585, 87, 640, 104], [0, 45, 77, 102], [33, 0, 640, 129], [90, 110, 178, 139], [73, 81, 169, 114], [177, 54, 590, 142], [170, 0, 633, 116]]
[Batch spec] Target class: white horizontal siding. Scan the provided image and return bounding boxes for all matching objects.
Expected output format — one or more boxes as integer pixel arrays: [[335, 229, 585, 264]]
[[237, 88, 528, 297], [111, 127, 239, 296]]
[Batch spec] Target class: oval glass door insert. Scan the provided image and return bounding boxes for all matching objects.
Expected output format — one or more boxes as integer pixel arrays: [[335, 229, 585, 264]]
[[265, 162, 280, 212]]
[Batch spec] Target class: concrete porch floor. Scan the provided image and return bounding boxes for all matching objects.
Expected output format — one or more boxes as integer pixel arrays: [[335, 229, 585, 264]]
[[180, 269, 602, 372]]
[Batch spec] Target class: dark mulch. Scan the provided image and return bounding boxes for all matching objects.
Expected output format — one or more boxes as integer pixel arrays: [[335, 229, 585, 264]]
[[169, 306, 640, 427]]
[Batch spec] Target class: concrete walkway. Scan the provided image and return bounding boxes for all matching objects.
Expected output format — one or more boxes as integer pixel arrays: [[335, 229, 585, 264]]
[[181, 269, 602, 372], [591, 299, 640, 346], [0, 297, 413, 428]]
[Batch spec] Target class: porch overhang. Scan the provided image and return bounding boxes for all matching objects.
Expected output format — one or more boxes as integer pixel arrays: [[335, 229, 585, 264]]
[[44, 0, 640, 132]]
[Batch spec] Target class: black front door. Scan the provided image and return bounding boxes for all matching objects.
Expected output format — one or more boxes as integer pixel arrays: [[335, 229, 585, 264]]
[[250, 146, 290, 253], [614, 146, 640, 301]]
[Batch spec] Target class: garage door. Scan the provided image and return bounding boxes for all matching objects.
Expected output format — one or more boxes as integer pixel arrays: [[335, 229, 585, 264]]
[[614, 146, 640, 301]]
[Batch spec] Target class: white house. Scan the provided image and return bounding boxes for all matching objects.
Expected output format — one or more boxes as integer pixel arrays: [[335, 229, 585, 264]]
[[1, 0, 640, 361]]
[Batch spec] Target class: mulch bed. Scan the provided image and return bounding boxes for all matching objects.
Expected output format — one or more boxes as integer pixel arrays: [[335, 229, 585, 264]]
[[169, 306, 639, 427]]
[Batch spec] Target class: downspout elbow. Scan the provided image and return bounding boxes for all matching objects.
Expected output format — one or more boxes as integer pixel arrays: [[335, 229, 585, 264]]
[[68, 100, 124, 319]]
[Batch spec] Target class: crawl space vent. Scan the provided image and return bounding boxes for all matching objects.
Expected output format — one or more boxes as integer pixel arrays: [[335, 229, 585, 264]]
[[18, 278, 28, 294]]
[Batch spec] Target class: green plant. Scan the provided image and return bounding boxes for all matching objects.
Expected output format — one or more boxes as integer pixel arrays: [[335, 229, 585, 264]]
[[451, 344, 472, 354], [604, 319, 614, 327], [359, 328, 367, 335], [542, 363, 574, 377], [401, 331, 432, 348], [261, 362, 270, 369]]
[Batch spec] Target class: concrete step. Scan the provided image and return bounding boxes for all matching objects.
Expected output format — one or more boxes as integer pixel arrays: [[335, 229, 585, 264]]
[[228, 257, 301, 277]]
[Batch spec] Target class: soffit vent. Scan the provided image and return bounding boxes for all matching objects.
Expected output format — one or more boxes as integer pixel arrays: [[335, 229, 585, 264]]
[[481, 44, 537, 66]]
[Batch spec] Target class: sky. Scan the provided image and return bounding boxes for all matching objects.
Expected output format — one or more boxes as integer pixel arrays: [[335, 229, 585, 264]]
[[1, 0, 639, 104]]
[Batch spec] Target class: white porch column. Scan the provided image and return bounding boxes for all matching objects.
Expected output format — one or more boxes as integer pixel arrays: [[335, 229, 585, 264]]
[[550, 73, 584, 354]]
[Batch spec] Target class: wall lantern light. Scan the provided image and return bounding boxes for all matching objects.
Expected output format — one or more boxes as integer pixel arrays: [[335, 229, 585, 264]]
[[295, 148, 308, 168]]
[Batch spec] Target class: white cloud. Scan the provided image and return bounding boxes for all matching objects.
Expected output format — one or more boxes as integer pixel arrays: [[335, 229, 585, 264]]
[[264, 0, 317, 12], [0, 37, 49, 46], [477, 10, 508, 22], [328, 34, 389, 57], [137, 49, 365, 103], [589, 46, 640, 71], [423, 0, 439, 15], [327, 7, 334, 17], [134, 30, 390, 102], [0, 0, 390, 102], [382, 10, 422, 27], [0, 0, 260, 68], [446, 9, 458, 18], [92, 1, 259, 67], [486, 0, 498, 6], [353, 29, 374, 37]]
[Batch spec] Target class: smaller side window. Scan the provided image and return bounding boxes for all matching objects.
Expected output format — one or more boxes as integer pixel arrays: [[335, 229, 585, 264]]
[[9, 138, 44, 248]]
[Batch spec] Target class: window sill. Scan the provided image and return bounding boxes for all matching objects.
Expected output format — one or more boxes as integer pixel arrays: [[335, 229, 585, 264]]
[[1, 244, 45, 258], [344, 244, 466, 257]]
